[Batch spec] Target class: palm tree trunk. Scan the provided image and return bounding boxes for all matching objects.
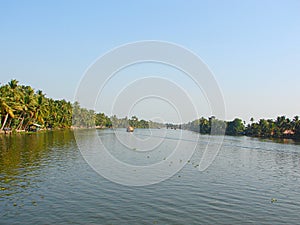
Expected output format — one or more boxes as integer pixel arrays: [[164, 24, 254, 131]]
[[17, 117, 25, 130], [1, 113, 9, 130], [7, 117, 12, 128]]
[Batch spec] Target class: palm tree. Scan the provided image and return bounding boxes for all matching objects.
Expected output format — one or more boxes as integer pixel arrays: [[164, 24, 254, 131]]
[[21, 86, 38, 130], [8, 79, 19, 90], [34, 90, 49, 125], [59, 100, 72, 127], [0, 80, 22, 130], [0, 95, 14, 130], [0, 79, 113, 131]]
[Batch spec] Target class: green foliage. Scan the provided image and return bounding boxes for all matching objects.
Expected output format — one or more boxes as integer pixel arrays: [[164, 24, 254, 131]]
[[110, 115, 150, 129], [245, 116, 300, 139], [110, 115, 129, 128], [95, 113, 112, 128], [210, 117, 227, 135], [0, 80, 111, 131], [294, 116, 300, 139], [199, 117, 210, 134], [165, 123, 179, 130], [226, 118, 245, 136], [182, 115, 300, 140], [182, 116, 226, 135], [2, 79, 299, 140]]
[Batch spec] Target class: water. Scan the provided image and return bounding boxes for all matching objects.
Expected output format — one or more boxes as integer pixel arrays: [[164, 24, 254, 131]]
[[1, 129, 300, 224]]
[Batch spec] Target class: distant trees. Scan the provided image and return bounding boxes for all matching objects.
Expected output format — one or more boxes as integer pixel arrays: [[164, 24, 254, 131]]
[[182, 115, 300, 140], [72, 103, 95, 128], [199, 117, 210, 134], [129, 116, 139, 128], [95, 113, 112, 128], [245, 116, 299, 139], [182, 116, 226, 135], [210, 117, 227, 135], [1, 79, 300, 140], [110, 115, 129, 128], [111, 115, 149, 129], [149, 120, 164, 129], [166, 123, 179, 130], [138, 119, 150, 128], [294, 116, 300, 139], [226, 118, 245, 136]]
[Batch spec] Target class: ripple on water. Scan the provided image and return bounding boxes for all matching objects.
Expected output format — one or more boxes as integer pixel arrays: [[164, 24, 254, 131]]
[[1, 130, 300, 224]]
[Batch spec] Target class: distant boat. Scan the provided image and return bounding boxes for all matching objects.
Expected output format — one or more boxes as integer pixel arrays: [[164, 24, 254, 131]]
[[127, 126, 134, 132]]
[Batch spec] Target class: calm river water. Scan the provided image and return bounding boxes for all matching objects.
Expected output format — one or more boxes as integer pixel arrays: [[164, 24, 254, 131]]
[[1, 129, 300, 224]]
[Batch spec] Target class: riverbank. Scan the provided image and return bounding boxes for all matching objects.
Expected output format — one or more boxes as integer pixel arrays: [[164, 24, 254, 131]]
[[0, 127, 69, 135], [0, 126, 111, 135], [1, 126, 300, 145]]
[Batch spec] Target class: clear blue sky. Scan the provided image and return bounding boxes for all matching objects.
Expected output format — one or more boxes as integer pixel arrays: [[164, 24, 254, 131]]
[[1, 0, 300, 122]]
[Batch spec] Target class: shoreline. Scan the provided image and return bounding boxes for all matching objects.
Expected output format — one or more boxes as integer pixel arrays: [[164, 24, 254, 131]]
[[1, 127, 299, 143], [0, 126, 110, 135]]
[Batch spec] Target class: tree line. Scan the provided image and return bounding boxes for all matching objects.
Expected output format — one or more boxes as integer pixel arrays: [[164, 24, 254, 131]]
[[0, 80, 112, 132], [181, 116, 300, 140], [1, 79, 72, 131], [0, 80, 159, 132], [1, 79, 299, 140], [110, 115, 163, 129]]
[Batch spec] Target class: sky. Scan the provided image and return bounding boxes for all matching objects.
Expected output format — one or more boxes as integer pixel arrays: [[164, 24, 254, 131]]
[[1, 0, 300, 123]]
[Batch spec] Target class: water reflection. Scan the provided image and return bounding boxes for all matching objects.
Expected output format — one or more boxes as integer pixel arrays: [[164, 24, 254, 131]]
[[1, 130, 300, 224], [258, 137, 300, 145], [0, 130, 75, 200]]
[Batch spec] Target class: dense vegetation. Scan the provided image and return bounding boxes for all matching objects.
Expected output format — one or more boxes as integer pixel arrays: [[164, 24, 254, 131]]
[[110, 115, 163, 129], [0, 80, 112, 131], [1, 79, 299, 140], [72, 101, 112, 128], [245, 116, 300, 139], [0, 80, 158, 132], [0, 79, 71, 131], [182, 116, 300, 140]]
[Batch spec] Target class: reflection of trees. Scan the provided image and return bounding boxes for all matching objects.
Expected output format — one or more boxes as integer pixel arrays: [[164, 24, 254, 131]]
[[0, 130, 75, 198]]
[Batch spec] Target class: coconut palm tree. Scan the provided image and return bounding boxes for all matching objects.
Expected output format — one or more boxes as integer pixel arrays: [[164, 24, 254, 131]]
[[33, 90, 49, 125], [0, 80, 22, 130], [0, 95, 14, 130]]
